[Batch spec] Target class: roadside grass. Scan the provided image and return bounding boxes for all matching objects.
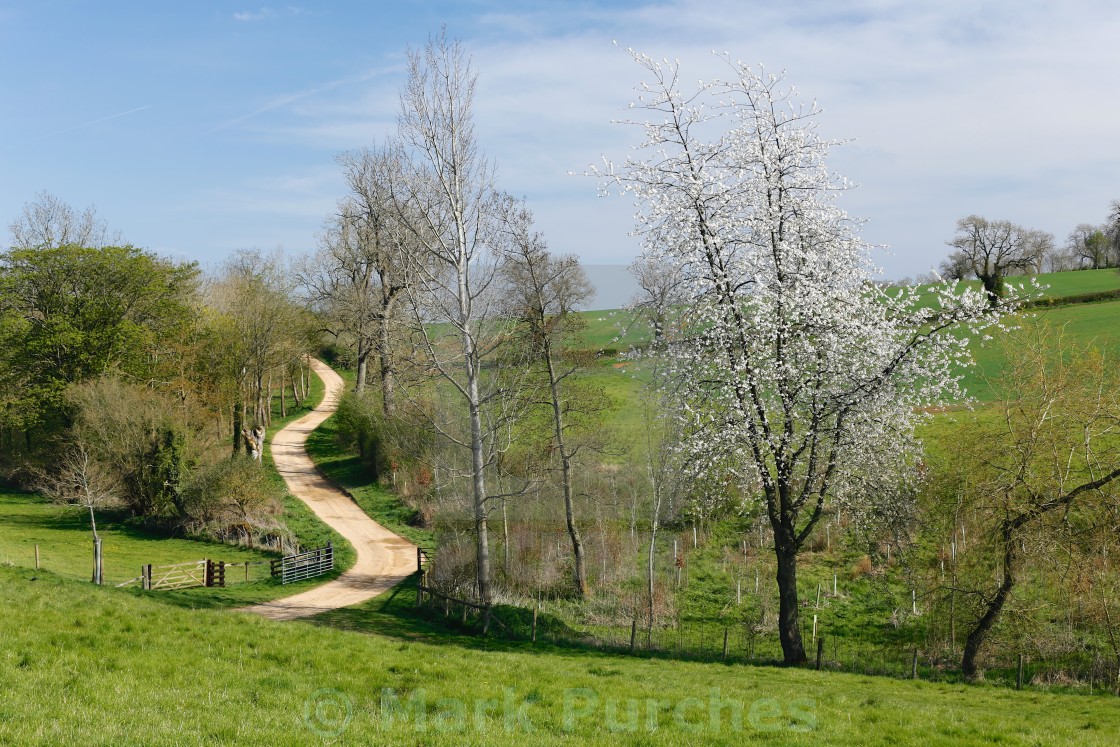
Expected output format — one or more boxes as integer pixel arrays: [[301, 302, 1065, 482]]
[[2, 564, 1118, 746]]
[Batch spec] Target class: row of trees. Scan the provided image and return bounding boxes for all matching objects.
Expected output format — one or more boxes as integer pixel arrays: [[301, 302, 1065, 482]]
[[301, 32, 610, 615], [939, 201, 1120, 301], [1, 195, 315, 546]]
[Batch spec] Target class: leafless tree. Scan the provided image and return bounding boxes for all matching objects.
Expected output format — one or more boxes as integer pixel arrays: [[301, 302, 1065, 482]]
[[300, 145, 416, 409], [628, 254, 686, 343], [947, 215, 1038, 303], [389, 30, 517, 609], [9, 191, 122, 249], [502, 200, 598, 597], [34, 439, 120, 583]]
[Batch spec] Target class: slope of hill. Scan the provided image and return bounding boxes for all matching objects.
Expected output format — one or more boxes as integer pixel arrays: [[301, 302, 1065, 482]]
[[1, 565, 1117, 746]]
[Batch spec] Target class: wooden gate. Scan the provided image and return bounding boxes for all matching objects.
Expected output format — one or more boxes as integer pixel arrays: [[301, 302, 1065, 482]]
[[270, 543, 333, 584], [141, 559, 225, 590]]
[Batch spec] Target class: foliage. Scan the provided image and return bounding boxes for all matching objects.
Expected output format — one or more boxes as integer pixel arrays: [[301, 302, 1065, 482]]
[[0, 244, 197, 436], [599, 49, 1009, 664]]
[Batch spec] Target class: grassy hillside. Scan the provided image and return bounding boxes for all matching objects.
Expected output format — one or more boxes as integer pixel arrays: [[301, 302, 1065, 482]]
[[1, 565, 1117, 746]]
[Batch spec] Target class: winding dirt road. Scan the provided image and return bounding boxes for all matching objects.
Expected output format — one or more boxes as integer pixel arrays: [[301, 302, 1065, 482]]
[[240, 359, 417, 621]]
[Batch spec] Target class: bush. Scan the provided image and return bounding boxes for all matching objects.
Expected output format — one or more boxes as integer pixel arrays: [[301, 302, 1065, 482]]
[[181, 457, 285, 546]]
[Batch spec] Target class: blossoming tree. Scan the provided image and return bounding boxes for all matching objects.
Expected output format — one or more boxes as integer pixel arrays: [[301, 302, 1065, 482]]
[[601, 50, 1012, 665]]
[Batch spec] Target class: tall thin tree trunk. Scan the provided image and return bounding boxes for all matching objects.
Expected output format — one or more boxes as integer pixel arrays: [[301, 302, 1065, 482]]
[[466, 355, 491, 607], [232, 401, 243, 456], [379, 318, 396, 416], [545, 345, 587, 597], [279, 368, 286, 418]]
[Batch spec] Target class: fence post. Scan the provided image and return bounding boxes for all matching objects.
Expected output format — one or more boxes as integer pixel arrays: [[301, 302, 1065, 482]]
[[142, 564, 151, 590], [1017, 653, 1024, 690], [417, 547, 423, 573], [629, 619, 637, 653], [245, 562, 249, 582], [34, 544, 39, 570], [816, 636, 824, 671], [415, 575, 423, 608], [911, 648, 919, 680], [722, 627, 729, 660], [532, 608, 538, 644]]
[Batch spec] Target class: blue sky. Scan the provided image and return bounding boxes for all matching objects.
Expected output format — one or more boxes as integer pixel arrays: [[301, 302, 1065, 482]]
[[3, 1, 1119, 282]]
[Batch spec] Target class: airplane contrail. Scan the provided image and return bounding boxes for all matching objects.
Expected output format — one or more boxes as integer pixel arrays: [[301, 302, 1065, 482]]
[[31, 105, 152, 142]]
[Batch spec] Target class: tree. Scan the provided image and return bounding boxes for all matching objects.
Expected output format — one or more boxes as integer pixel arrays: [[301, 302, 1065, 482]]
[[600, 51, 1007, 665], [1108, 200, 1120, 267], [8, 191, 121, 250], [947, 216, 1038, 304], [0, 243, 198, 442], [301, 144, 415, 409], [1067, 223, 1111, 270], [208, 249, 309, 444], [628, 254, 686, 343], [943, 325, 1120, 678], [33, 439, 120, 584], [390, 30, 516, 610], [502, 201, 600, 597]]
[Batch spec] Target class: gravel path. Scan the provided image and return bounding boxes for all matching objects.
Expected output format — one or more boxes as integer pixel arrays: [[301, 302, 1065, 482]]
[[240, 359, 417, 621]]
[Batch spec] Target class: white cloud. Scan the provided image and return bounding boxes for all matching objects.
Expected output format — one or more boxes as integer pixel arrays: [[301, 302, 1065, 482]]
[[232, 8, 273, 22], [226, 0, 1120, 275]]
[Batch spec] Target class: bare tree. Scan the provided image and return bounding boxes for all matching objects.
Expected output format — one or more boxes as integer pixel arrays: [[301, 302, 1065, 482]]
[[502, 201, 598, 597], [9, 191, 121, 249], [946, 325, 1120, 678], [300, 145, 416, 409], [34, 439, 120, 584], [948, 215, 1038, 303], [628, 254, 686, 343], [390, 30, 514, 610]]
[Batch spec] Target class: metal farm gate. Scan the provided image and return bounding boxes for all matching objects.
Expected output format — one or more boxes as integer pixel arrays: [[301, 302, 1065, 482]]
[[270, 543, 333, 584]]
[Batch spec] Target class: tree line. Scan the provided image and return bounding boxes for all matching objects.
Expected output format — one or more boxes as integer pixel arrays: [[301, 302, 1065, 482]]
[[0, 196, 316, 548], [938, 203, 1120, 304]]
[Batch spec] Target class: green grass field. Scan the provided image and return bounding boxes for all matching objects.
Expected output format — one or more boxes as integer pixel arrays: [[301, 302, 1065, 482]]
[[1, 564, 1117, 746]]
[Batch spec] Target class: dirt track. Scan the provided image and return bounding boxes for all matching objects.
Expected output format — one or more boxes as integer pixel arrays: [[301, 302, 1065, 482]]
[[240, 359, 417, 621]]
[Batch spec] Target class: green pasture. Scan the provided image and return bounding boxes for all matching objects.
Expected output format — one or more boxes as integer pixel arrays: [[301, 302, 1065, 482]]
[[2, 565, 1118, 746]]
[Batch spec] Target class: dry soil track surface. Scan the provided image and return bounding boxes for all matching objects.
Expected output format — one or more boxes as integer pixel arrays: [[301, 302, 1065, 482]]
[[240, 359, 417, 621]]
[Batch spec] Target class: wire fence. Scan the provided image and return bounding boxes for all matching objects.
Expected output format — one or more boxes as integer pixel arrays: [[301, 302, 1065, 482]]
[[416, 588, 1120, 695]]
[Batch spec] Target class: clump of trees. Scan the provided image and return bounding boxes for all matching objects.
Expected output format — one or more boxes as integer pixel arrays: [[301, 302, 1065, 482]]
[[1, 194, 313, 548], [941, 200, 1120, 288]]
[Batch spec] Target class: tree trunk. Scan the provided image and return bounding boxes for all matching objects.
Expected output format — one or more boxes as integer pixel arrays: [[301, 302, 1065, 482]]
[[378, 318, 397, 417], [232, 401, 243, 455], [647, 510, 659, 647], [774, 538, 807, 665], [962, 522, 1017, 678], [355, 348, 369, 393], [279, 369, 286, 418], [466, 356, 492, 606], [290, 369, 302, 407], [545, 344, 587, 598]]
